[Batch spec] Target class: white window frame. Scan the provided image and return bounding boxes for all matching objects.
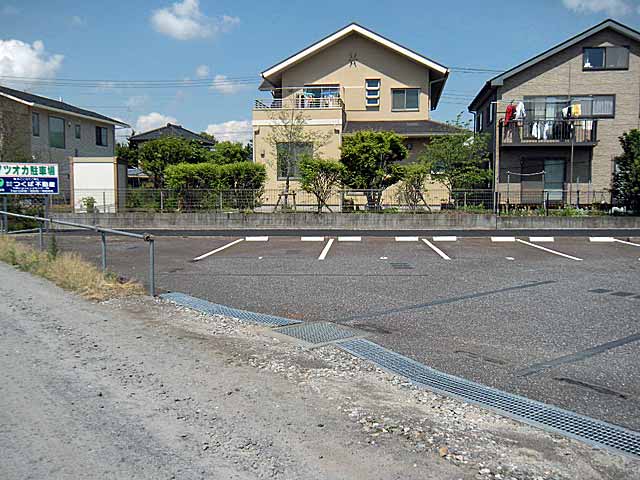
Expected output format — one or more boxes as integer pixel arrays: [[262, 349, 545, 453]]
[[365, 79, 380, 107], [391, 88, 420, 111]]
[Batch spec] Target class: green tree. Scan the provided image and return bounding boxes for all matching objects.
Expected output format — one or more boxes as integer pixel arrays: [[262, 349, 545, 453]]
[[198, 131, 217, 143], [340, 130, 407, 209], [612, 129, 640, 213], [397, 163, 431, 212], [211, 141, 251, 165], [299, 157, 345, 213], [138, 137, 210, 188], [418, 118, 491, 197], [116, 143, 139, 168]]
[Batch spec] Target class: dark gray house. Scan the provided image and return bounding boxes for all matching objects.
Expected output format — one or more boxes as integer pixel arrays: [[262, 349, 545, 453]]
[[129, 123, 215, 149]]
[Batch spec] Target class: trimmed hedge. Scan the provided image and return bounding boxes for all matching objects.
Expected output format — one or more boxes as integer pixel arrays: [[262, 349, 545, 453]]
[[164, 161, 266, 191]]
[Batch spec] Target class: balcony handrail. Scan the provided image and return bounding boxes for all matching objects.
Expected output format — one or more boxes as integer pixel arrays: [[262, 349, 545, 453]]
[[254, 97, 344, 110], [499, 118, 598, 145]]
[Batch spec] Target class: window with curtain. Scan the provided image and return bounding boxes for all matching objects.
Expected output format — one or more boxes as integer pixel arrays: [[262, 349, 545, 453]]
[[524, 95, 615, 119], [392, 88, 419, 111], [48, 116, 65, 149], [583, 46, 629, 70]]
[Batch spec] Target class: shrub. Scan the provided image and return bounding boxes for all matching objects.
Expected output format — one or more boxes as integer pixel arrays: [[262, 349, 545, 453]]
[[299, 157, 344, 213], [164, 161, 266, 211]]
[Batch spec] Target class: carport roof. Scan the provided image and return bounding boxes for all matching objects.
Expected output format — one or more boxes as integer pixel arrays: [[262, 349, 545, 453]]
[[343, 120, 467, 137]]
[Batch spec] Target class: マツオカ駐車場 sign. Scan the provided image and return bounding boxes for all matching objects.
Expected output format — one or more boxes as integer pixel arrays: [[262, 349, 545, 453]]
[[0, 163, 59, 195]]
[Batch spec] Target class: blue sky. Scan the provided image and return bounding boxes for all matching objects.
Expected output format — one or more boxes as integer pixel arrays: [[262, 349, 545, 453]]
[[1, 0, 639, 143]]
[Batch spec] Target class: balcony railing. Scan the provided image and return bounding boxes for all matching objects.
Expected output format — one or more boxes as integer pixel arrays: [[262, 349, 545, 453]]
[[500, 119, 598, 146], [254, 96, 344, 110]]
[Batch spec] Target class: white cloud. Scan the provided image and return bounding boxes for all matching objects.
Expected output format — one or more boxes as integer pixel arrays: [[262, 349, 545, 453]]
[[70, 15, 86, 27], [205, 120, 251, 143], [195, 64, 210, 78], [562, 0, 632, 15], [150, 0, 239, 41], [135, 112, 178, 133], [0, 39, 63, 83], [210, 74, 245, 94], [125, 95, 150, 110]]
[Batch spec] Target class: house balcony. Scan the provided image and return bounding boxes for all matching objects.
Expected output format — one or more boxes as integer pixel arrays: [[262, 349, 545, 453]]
[[499, 119, 598, 147], [253, 97, 344, 110], [252, 97, 345, 123]]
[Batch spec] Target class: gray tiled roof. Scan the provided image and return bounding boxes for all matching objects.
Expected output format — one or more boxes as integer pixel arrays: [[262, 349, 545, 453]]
[[343, 120, 466, 136], [0, 85, 128, 126], [129, 123, 215, 145]]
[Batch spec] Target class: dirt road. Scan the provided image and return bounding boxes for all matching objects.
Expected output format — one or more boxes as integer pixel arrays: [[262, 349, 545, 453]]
[[0, 263, 637, 479]]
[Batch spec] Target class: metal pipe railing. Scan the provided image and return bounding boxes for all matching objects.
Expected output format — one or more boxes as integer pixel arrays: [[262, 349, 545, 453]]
[[0, 210, 156, 296]]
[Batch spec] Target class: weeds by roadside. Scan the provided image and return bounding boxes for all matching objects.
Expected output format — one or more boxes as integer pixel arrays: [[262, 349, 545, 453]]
[[0, 236, 144, 301]]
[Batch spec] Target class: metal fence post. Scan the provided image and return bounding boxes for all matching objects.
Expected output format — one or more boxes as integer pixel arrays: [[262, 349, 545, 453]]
[[2, 196, 7, 233], [102, 191, 106, 213], [160, 190, 165, 213], [545, 191, 549, 216], [38, 224, 44, 250], [148, 238, 156, 297], [100, 232, 107, 271]]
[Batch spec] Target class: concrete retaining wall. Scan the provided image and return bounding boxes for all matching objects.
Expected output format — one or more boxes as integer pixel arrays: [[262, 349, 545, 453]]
[[49, 212, 640, 231]]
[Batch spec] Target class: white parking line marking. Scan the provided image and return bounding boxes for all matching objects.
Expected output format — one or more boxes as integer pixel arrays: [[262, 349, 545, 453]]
[[529, 237, 554, 243], [318, 238, 334, 260], [515, 239, 583, 261], [589, 237, 615, 242], [395, 236, 419, 242], [245, 236, 268, 242], [338, 236, 361, 242], [301, 236, 325, 242], [433, 236, 457, 242], [192, 238, 244, 261], [614, 238, 640, 247], [491, 236, 516, 242], [421, 238, 451, 260]]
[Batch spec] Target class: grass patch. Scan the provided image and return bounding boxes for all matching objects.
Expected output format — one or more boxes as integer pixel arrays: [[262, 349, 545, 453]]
[[0, 236, 145, 301]]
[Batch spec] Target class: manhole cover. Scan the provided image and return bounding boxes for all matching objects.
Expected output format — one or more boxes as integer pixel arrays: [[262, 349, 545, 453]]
[[390, 262, 413, 270]]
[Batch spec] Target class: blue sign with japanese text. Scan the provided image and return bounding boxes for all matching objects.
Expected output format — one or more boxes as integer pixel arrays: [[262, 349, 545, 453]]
[[0, 163, 59, 195]]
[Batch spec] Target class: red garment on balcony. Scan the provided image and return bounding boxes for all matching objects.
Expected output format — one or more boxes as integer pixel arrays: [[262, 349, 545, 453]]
[[504, 103, 516, 124]]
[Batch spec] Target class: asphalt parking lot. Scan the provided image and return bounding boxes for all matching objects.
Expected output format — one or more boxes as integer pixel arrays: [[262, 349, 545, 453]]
[[23, 232, 640, 431]]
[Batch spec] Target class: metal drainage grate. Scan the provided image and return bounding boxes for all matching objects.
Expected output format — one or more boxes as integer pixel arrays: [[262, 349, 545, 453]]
[[161, 292, 301, 327], [337, 338, 640, 457], [276, 322, 360, 345]]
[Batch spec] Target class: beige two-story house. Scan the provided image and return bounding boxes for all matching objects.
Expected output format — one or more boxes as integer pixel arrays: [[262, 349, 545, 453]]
[[469, 19, 640, 205], [252, 23, 461, 193], [0, 85, 129, 192]]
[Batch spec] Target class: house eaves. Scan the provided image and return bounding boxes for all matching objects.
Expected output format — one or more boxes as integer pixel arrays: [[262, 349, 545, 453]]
[[468, 18, 640, 112], [0, 86, 129, 127]]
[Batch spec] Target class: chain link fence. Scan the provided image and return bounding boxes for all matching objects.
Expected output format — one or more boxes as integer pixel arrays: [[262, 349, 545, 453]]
[[0, 187, 620, 219]]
